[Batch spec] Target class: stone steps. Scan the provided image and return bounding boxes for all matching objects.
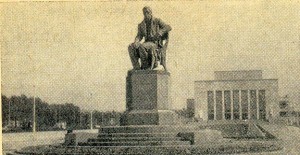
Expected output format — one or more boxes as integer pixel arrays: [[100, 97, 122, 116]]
[[79, 140, 191, 146], [88, 136, 181, 142], [98, 132, 177, 138], [99, 125, 196, 133], [75, 125, 194, 147]]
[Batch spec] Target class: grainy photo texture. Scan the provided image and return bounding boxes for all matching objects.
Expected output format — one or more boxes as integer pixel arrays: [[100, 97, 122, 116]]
[[1, 1, 300, 154]]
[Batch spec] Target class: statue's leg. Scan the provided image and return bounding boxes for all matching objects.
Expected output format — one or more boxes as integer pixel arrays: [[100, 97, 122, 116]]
[[138, 44, 149, 69], [150, 51, 155, 70], [160, 47, 167, 71], [139, 42, 157, 70], [128, 44, 140, 70], [154, 49, 159, 69]]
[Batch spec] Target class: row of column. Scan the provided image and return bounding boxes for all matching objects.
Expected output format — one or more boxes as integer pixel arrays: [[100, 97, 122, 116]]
[[207, 89, 266, 120]]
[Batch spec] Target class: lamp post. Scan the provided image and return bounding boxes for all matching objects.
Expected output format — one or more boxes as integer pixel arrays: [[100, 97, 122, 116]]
[[90, 110, 93, 130], [33, 85, 36, 132], [101, 112, 103, 126], [8, 100, 11, 126], [89, 93, 93, 130]]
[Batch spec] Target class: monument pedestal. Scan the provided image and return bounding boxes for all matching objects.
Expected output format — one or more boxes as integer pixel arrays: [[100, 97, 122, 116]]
[[122, 110, 176, 125], [76, 70, 194, 147], [122, 70, 175, 126]]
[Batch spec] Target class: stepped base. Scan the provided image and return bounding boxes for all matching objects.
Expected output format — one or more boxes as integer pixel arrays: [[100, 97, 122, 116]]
[[79, 141, 191, 146], [99, 125, 196, 133], [121, 110, 176, 125], [76, 125, 197, 147], [67, 122, 273, 147], [88, 136, 181, 142]]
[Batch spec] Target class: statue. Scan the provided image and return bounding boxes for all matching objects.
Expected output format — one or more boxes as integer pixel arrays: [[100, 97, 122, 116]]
[[128, 6, 172, 71]]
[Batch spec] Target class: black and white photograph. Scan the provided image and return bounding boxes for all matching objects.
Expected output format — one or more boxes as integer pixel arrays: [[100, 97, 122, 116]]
[[1, 0, 300, 154]]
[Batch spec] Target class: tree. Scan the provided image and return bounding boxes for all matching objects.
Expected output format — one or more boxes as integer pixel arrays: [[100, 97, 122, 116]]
[[2, 95, 9, 126]]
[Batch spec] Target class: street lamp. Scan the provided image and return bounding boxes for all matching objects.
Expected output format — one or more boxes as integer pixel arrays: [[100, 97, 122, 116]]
[[90, 110, 93, 130], [89, 93, 93, 130], [8, 100, 11, 126], [33, 85, 36, 132]]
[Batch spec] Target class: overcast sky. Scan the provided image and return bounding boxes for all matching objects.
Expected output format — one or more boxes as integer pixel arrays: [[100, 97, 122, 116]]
[[1, 1, 300, 111]]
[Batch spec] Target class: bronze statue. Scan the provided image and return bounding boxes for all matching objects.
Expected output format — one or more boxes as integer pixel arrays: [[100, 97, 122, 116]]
[[128, 6, 172, 70]]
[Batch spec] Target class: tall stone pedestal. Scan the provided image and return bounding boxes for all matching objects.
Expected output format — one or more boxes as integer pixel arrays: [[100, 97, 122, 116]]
[[121, 70, 176, 125], [77, 70, 194, 148]]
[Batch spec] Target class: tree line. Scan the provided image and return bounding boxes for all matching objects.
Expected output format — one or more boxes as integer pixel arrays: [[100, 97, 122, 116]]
[[2, 94, 121, 132]]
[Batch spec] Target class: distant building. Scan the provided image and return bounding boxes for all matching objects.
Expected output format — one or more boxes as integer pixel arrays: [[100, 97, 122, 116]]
[[186, 99, 195, 118], [279, 96, 292, 117], [276, 96, 300, 126], [195, 70, 279, 121]]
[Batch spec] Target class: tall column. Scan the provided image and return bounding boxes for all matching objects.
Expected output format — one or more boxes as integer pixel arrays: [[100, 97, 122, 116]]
[[247, 90, 251, 120], [230, 90, 234, 120], [256, 89, 259, 120], [222, 90, 225, 120], [239, 90, 242, 120], [213, 90, 217, 120]]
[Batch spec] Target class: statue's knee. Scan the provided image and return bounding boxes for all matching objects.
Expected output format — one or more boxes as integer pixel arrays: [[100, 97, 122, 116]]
[[128, 44, 134, 51], [128, 44, 137, 57], [138, 45, 145, 51], [147, 45, 156, 53]]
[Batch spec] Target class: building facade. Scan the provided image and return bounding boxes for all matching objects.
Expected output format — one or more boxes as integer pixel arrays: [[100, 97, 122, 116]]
[[194, 70, 278, 121]]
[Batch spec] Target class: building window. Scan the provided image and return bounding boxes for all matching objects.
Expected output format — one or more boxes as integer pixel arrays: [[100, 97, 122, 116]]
[[207, 91, 214, 120], [233, 90, 240, 119], [216, 91, 223, 120], [224, 90, 231, 120], [241, 90, 248, 120], [259, 90, 266, 120], [250, 90, 257, 119]]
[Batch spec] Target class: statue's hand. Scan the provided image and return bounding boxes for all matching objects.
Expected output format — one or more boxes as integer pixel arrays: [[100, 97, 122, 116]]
[[153, 33, 162, 41]]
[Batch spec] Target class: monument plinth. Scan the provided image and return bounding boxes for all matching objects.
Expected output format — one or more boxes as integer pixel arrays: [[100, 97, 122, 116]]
[[122, 70, 176, 125]]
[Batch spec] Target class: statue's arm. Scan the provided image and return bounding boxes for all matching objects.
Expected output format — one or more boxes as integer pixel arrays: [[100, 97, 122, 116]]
[[134, 25, 143, 43], [157, 18, 172, 36]]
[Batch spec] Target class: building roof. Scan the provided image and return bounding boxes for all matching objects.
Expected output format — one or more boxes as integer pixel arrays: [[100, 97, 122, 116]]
[[195, 79, 278, 83], [214, 70, 263, 80]]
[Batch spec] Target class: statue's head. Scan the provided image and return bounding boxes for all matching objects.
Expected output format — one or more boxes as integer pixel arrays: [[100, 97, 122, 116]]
[[143, 6, 152, 21]]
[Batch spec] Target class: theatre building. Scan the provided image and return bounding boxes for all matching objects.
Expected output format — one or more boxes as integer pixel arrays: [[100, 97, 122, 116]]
[[194, 70, 278, 121]]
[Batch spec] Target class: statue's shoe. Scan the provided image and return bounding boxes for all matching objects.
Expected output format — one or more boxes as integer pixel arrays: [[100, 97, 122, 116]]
[[153, 64, 164, 71]]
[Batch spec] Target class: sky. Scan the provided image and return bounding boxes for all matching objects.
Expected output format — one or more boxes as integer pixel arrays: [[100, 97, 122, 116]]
[[1, 0, 300, 111]]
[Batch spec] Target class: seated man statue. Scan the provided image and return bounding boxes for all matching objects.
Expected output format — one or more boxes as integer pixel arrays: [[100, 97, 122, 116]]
[[128, 6, 172, 70]]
